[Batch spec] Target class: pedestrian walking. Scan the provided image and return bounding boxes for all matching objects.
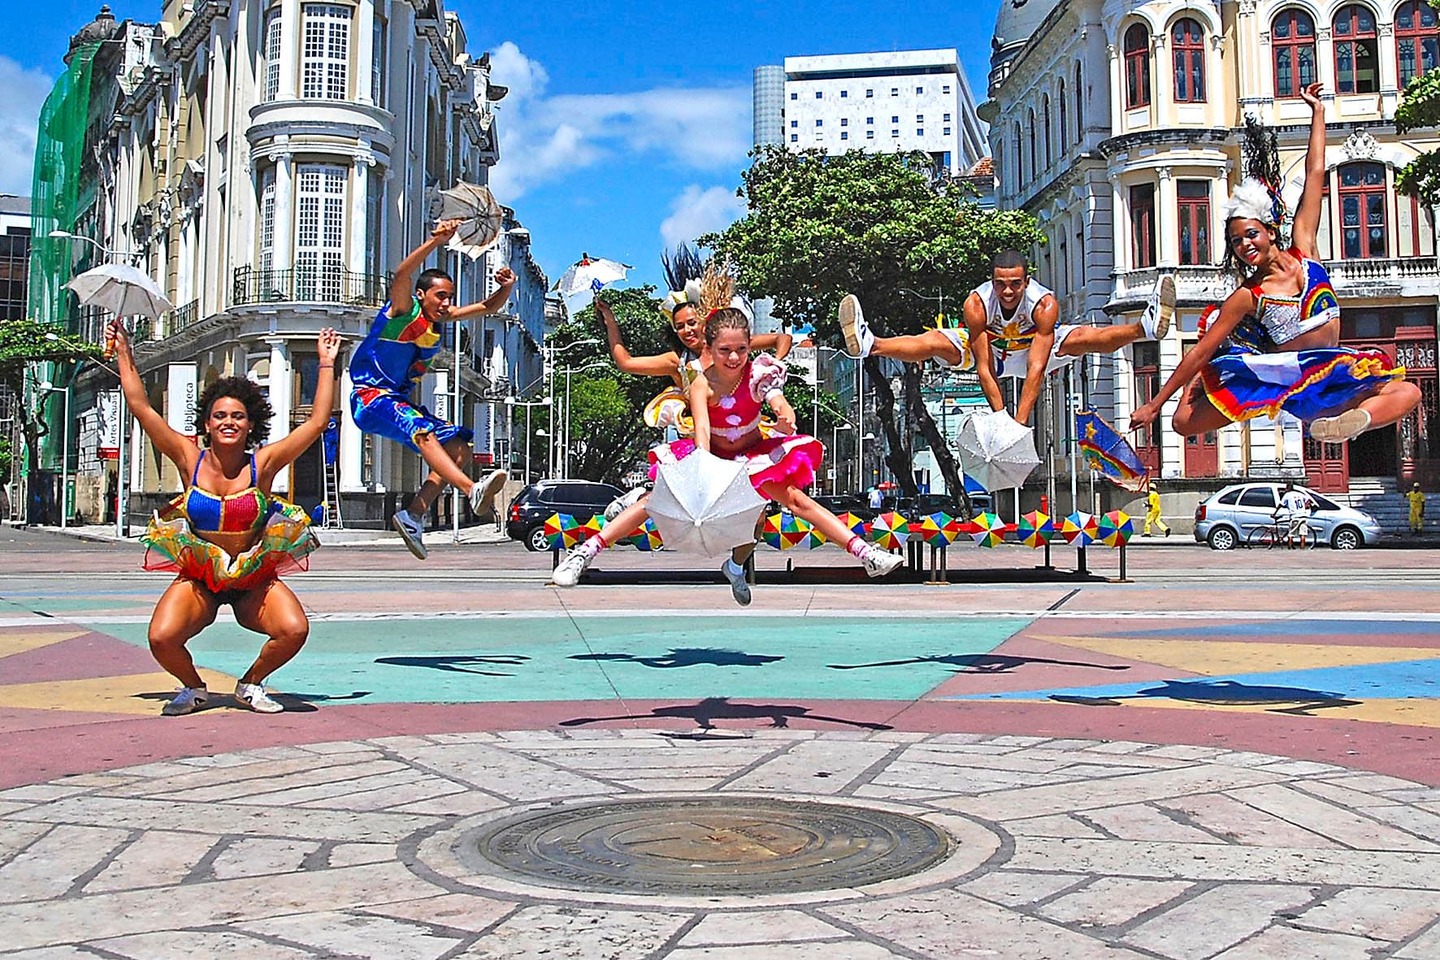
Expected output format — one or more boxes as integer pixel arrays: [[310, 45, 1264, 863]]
[[1408, 482, 1426, 535]]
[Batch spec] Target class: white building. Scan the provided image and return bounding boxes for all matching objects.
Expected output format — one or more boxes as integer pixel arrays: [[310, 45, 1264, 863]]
[[984, 0, 1440, 512], [755, 49, 988, 175], [48, 2, 547, 527]]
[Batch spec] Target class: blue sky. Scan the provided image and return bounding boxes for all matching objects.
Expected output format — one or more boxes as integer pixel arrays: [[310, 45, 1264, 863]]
[[0, 0, 1002, 290]]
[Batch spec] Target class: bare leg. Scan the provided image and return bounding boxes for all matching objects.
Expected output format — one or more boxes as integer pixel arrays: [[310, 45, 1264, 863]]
[[871, 329, 965, 365], [409, 434, 474, 513], [762, 482, 860, 546], [1357, 380, 1422, 431], [1171, 378, 1233, 437], [148, 578, 221, 688], [231, 579, 309, 684], [1058, 322, 1147, 356], [594, 497, 651, 546]]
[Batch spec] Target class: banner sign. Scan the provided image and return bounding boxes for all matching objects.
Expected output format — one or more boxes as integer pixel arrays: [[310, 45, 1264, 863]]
[[97, 390, 120, 460], [167, 363, 198, 437]]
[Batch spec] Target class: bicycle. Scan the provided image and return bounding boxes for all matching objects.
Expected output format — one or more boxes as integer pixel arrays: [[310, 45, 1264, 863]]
[[1245, 518, 1317, 549]]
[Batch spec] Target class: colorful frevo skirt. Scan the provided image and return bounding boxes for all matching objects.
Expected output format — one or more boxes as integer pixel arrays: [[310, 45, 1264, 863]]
[[649, 434, 825, 492], [142, 496, 319, 594], [1201, 344, 1405, 425]]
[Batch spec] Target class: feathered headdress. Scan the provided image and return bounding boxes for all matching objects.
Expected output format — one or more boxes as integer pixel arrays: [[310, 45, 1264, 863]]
[[1221, 115, 1287, 226], [699, 260, 755, 321], [659, 245, 705, 320]]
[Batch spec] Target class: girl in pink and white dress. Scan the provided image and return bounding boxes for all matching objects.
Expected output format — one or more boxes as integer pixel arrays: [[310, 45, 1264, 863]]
[[551, 307, 904, 596]]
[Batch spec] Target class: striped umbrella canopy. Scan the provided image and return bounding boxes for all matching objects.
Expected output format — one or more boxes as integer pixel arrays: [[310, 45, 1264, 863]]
[[968, 511, 1013, 548], [760, 511, 811, 550], [836, 511, 871, 541], [1059, 511, 1099, 547], [542, 512, 586, 551], [1015, 511, 1056, 549], [798, 523, 828, 550], [1097, 510, 1135, 548], [868, 511, 911, 550], [915, 511, 962, 545], [623, 518, 665, 552]]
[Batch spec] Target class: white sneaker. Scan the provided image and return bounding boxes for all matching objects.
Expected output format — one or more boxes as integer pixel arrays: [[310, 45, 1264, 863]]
[[1140, 274, 1175, 340], [234, 682, 284, 714], [161, 686, 208, 716], [604, 486, 648, 522], [469, 469, 509, 519], [861, 546, 905, 578], [391, 509, 427, 560], [839, 294, 875, 358], [1309, 408, 1372, 443], [722, 559, 752, 606], [552, 546, 595, 587]]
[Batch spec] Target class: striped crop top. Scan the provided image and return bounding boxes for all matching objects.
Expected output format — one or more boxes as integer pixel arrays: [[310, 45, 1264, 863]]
[[183, 452, 273, 536]]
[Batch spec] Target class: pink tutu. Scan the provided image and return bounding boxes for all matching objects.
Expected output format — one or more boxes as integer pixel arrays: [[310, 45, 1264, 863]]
[[649, 434, 825, 492]]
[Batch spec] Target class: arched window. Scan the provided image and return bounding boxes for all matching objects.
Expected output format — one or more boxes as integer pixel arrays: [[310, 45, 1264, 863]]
[[1124, 24, 1152, 109], [1396, 0, 1439, 88], [1058, 78, 1068, 147], [1014, 123, 1024, 190], [1074, 63, 1084, 141], [1338, 161, 1388, 259], [1334, 5, 1380, 94], [1272, 8, 1317, 98], [1043, 94, 1053, 168], [1028, 108, 1037, 182], [1172, 18, 1207, 102]]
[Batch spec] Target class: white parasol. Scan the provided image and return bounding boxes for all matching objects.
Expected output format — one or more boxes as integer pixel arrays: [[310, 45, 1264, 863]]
[[647, 448, 767, 558], [955, 409, 1041, 492], [553, 253, 631, 310], [430, 181, 505, 259], [66, 264, 175, 320]]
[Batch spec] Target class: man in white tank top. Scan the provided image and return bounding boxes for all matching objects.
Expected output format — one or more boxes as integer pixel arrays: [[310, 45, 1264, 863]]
[[838, 250, 1174, 424]]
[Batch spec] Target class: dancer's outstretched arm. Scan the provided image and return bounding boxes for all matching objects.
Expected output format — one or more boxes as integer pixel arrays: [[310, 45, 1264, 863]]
[[1014, 295, 1058, 425], [1129, 288, 1257, 431], [1291, 83, 1328, 259], [965, 293, 1004, 414], [447, 267, 516, 322], [258, 329, 341, 482], [597, 298, 681, 377], [388, 219, 460, 317], [689, 375, 714, 451], [109, 320, 197, 476], [755, 332, 793, 361]]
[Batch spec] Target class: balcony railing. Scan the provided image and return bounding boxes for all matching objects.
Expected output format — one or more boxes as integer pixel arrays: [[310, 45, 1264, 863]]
[[1324, 256, 1439, 286], [231, 266, 390, 308], [163, 299, 199, 338]]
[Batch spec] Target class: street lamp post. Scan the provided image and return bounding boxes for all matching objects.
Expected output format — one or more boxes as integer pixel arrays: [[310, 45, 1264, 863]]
[[860, 432, 876, 494], [505, 396, 552, 485], [543, 338, 601, 478], [557, 361, 609, 479], [831, 422, 852, 495]]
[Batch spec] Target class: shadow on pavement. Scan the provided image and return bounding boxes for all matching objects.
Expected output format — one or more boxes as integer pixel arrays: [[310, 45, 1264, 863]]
[[559, 696, 894, 732], [571, 649, 784, 669], [1052, 678, 1361, 716], [829, 653, 1132, 675]]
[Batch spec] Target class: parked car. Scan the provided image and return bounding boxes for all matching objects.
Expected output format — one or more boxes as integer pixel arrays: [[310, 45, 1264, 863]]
[[881, 491, 993, 518], [1194, 482, 1381, 550], [507, 479, 626, 551], [811, 494, 876, 521]]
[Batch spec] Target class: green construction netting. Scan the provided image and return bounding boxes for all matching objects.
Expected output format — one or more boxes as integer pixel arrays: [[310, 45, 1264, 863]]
[[29, 44, 98, 331]]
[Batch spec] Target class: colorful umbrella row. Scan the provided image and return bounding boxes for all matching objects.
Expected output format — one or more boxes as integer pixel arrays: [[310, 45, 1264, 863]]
[[539, 509, 1136, 553]]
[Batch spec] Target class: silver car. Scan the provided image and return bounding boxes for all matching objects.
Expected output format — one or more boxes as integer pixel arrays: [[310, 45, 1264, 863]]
[[1194, 482, 1382, 550]]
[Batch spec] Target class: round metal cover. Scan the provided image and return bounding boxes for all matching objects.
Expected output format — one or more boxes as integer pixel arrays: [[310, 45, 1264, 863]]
[[461, 796, 953, 895]]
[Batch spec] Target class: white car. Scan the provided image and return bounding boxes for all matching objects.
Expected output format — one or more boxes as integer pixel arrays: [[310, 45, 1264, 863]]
[[1193, 482, 1382, 550]]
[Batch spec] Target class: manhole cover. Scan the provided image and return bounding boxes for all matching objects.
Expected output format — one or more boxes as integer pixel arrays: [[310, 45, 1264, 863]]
[[458, 797, 953, 895]]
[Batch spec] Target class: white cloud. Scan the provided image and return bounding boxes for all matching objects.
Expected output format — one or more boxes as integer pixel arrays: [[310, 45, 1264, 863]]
[[487, 41, 750, 201], [0, 56, 54, 196], [659, 185, 746, 249]]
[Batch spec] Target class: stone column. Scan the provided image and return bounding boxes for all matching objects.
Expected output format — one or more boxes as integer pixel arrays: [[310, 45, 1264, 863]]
[[340, 365, 364, 491], [267, 338, 293, 494], [271, 150, 294, 275], [277, 0, 300, 100]]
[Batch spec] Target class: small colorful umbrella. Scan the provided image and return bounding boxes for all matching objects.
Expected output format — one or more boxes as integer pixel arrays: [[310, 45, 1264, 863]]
[[836, 511, 871, 541], [1015, 511, 1056, 549], [578, 514, 605, 544], [797, 521, 828, 550], [1097, 510, 1135, 548], [623, 519, 664, 552], [1059, 511, 1099, 547], [915, 511, 961, 545], [542, 512, 583, 550], [968, 511, 1013, 548], [760, 511, 810, 550], [869, 511, 911, 549]]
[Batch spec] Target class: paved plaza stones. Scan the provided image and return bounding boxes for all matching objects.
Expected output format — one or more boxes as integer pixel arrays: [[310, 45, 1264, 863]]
[[5, 731, 1440, 957]]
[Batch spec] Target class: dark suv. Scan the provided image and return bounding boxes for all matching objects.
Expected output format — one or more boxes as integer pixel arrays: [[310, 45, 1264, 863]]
[[507, 479, 626, 551]]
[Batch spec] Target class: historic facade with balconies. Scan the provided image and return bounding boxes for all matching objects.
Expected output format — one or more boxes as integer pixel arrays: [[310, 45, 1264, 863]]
[[986, 0, 1440, 500], [47, 0, 546, 526]]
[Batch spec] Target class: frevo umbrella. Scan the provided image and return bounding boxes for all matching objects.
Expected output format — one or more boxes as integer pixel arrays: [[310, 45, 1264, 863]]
[[66, 263, 175, 320], [647, 448, 768, 558], [760, 511, 810, 550], [915, 511, 961, 545], [1016, 511, 1056, 549], [968, 511, 1012, 548], [869, 511, 910, 550], [542, 513, 583, 551], [430, 181, 505, 259], [836, 511, 871, 541], [1097, 510, 1136, 548], [623, 518, 664, 552], [553, 253, 631, 310], [1059, 511, 1099, 547], [955, 409, 1041, 492]]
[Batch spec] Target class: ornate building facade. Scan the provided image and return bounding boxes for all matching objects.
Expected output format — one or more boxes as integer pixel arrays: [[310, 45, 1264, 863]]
[[984, 0, 1440, 502], [42, 2, 548, 527]]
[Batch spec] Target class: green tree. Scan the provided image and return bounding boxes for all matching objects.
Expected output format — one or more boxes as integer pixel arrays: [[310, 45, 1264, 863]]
[[0, 318, 98, 482], [704, 146, 1045, 504], [1395, 3, 1440, 202]]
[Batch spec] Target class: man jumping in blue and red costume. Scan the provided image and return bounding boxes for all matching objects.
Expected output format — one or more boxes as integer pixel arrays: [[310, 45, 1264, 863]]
[[349, 219, 510, 559]]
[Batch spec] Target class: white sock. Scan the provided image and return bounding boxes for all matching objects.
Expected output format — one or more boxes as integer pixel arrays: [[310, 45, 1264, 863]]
[[724, 558, 745, 576]]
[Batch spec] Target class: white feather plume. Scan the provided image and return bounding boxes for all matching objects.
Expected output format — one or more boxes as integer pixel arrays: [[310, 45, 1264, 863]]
[[1220, 177, 1282, 225]]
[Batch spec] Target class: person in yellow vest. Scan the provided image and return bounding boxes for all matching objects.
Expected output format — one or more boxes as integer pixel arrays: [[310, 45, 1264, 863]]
[[1143, 486, 1171, 537], [1408, 482, 1426, 535]]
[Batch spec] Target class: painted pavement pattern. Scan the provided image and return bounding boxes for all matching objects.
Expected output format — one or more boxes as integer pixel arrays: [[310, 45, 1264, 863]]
[[5, 529, 1440, 955]]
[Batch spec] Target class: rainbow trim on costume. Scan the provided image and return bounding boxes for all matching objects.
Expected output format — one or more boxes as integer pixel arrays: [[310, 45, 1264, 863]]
[[142, 497, 318, 594], [649, 434, 825, 493], [1076, 410, 1150, 492], [1201, 346, 1404, 424]]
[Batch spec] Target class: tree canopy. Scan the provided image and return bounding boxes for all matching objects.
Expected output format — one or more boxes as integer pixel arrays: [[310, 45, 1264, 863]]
[[1395, 4, 1440, 203], [703, 146, 1045, 503]]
